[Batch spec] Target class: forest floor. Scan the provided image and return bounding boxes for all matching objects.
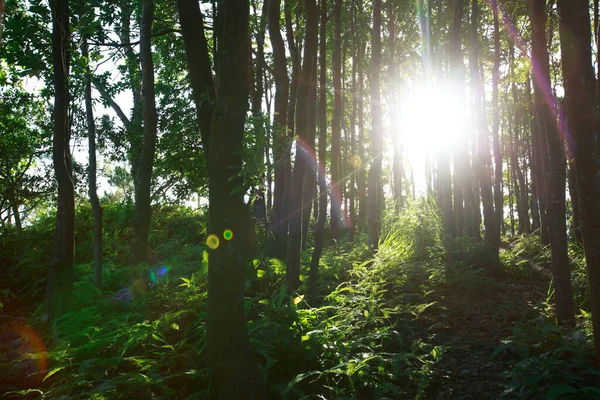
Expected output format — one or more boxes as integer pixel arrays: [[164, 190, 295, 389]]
[[421, 262, 551, 399]]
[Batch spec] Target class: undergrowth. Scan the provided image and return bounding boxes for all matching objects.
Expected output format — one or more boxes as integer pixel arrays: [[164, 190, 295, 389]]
[[2, 200, 599, 399]]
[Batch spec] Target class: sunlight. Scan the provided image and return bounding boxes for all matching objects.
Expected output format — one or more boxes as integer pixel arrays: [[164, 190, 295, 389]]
[[391, 83, 470, 195], [397, 83, 469, 154]]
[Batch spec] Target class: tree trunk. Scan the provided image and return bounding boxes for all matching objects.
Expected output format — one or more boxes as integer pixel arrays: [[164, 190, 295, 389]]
[[349, 0, 357, 241], [470, 0, 494, 246], [287, 0, 318, 291], [368, 0, 383, 249], [133, 0, 159, 264], [357, 34, 367, 232], [45, 0, 74, 322], [491, 0, 502, 246], [330, 0, 343, 240], [119, 4, 143, 200], [530, 0, 575, 325], [206, 1, 265, 397], [177, 0, 216, 155], [557, 0, 600, 361], [301, 51, 318, 250], [389, 2, 402, 209], [83, 37, 103, 288], [267, 0, 290, 258], [252, 0, 268, 222], [310, 0, 328, 291]]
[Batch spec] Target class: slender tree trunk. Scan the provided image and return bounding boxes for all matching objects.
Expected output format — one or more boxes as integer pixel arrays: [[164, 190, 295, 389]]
[[389, 2, 402, 209], [357, 37, 367, 232], [526, 73, 541, 232], [206, 1, 265, 397], [470, 0, 494, 246], [349, 0, 357, 241], [301, 50, 318, 250], [267, 0, 290, 257], [287, 0, 318, 291], [557, 0, 600, 361], [133, 0, 159, 264], [45, 0, 74, 322], [368, 0, 383, 249], [252, 0, 268, 222], [491, 0, 502, 246], [310, 0, 328, 291], [119, 5, 143, 199], [279, 0, 299, 258], [83, 37, 103, 288], [530, 0, 575, 325], [177, 0, 216, 155], [330, 0, 343, 240]]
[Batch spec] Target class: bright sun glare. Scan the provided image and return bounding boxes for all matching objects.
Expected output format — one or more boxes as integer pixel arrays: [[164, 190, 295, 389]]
[[392, 83, 470, 194], [398, 84, 469, 153]]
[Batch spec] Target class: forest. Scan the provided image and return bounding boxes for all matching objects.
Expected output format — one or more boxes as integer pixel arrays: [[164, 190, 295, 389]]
[[1, 0, 600, 398]]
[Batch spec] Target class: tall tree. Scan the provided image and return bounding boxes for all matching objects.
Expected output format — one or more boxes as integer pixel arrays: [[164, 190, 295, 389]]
[[287, 0, 318, 291], [177, 0, 216, 154], [368, 0, 383, 249], [529, 0, 574, 325], [310, 0, 328, 290], [491, 0, 502, 248], [132, 0, 159, 264], [470, 0, 495, 246], [267, 0, 291, 258], [82, 37, 103, 288], [557, 0, 600, 361], [45, 0, 74, 322], [206, 0, 265, 396], [331, 0, 342, 240]]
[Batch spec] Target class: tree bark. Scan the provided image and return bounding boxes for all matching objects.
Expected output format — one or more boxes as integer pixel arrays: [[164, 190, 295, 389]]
[[287, 0, 318, 291], [470, 0, 494, 246], [177, 0, 216, 155], [206, 0, 265, 397], [491, 0, 502, 247], [45, 0, 74, 322], [557, 0, 600, 360], [310, 0, 328, 291], [133, 0, 159, 264], [330, 0, 343, 240], [530, 0, 575, 325], [368, 0, 383, 249], [267, 0, 290, 258], [83, 37, 103, 289]]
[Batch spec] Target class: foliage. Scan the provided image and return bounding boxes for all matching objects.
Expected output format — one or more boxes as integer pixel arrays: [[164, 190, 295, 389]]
[[492, 305, 600, 399]]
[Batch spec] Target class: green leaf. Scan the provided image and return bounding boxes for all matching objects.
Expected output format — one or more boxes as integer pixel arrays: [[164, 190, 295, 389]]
[[43, 366, 65, 382], [546, 383, 578, 400], [256, 269, 266, 278]]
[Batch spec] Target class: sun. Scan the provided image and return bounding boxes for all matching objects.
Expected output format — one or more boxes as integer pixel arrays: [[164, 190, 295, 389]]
[[398, 83, 469, 153], [389, 82, 471, 195]]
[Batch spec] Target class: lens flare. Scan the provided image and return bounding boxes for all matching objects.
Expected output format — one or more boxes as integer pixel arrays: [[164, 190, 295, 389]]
[[207, 234, 220, 249], [223, 229, 234, 241], [9, 324, 48, 387], [350, 154, 362, 169], [149, 265, 170, 286]]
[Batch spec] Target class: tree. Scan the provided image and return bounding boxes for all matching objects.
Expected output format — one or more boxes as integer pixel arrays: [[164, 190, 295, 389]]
[[132, 0, 159, 264], [557, 0, 600, 360], [529, 0, 574, 325], [205, 0, 265, 396], [45, 0, 74, 323], [82, 37, 103, 288], [267, 0, 291, 258], [368, 0, 383, 249], [331, 0, 343, 240], [287, 0, 318, 291], [310, 0, 328, 290]]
